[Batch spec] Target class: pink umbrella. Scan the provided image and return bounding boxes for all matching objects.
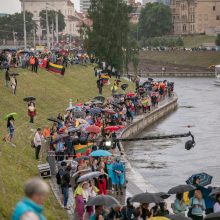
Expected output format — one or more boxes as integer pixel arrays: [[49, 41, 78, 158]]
[[86, 125, 101, 134]]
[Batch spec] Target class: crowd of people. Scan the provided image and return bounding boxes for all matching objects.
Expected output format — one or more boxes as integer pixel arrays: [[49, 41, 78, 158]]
[[3, 50, 219, 220]]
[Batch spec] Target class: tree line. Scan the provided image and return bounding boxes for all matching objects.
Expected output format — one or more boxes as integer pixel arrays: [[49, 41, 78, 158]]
[[0, 10, 65, 41]]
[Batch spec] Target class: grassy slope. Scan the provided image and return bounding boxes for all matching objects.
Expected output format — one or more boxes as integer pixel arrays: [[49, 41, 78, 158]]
[[140, 50, 220, 68], [0, 65, 134, 219], [182, 35, 216, 48]]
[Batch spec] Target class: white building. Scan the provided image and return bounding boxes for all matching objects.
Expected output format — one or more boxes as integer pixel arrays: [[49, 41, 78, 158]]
[[20, 0, 80, 39], [80, 0, 91, 13]]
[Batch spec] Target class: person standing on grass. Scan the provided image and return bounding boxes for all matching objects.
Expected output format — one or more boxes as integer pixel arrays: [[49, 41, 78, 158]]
[[34, 57, 39, 73], [5, 67, 10, 87], [11, 75, 17, 95], [3, 116, 16, 147], [34, 128, 43, 160], [30, 56, 35, 72], [12, 177, 50, 220], [28, 102, 36, 123]]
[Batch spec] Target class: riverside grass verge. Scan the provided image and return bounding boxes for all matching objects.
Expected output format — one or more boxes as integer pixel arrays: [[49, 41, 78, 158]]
[[140, 50, 220, 68], [0, 65, 135, 219]]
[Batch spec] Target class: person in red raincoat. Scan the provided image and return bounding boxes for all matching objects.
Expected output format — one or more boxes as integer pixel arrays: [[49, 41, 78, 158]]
[[28, 101, 36, 123]]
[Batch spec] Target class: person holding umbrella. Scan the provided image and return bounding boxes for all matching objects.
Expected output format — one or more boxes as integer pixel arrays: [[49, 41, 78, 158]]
[[173, 193, 187, 215], [28, 101, 36, 123], [189, 190, 206, 220]]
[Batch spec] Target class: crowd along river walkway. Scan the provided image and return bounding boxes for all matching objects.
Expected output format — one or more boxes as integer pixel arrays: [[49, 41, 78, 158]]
[[49, 92, 178, 219]]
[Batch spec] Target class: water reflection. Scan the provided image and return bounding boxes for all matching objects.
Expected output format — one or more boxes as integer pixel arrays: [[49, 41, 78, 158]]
[[125, 78, 220, 191]]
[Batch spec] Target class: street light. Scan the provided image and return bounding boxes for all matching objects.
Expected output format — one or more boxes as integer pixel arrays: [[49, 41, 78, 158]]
[[22, 0, 27, 49]]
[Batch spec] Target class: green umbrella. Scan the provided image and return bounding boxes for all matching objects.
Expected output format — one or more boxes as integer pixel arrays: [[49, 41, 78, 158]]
[[4, 112, 17, 120]]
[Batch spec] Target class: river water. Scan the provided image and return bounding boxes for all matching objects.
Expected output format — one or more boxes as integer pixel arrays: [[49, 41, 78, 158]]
[[125, 77, 220, 192]]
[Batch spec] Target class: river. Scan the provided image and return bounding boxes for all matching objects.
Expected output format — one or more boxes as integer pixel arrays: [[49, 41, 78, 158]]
[[125, 77, 220, 192]]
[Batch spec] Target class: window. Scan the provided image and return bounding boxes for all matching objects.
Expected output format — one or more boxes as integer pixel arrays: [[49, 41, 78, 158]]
[[217, 15, 220, 20], [213, 6, 216, 11], [183, 24, 187, 32]]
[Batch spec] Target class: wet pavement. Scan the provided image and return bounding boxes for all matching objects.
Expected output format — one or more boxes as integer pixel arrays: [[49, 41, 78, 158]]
[[125, 77, 220, 192]]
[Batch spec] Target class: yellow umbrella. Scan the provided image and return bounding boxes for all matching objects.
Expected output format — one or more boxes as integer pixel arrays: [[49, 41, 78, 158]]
[[148, 217, 170, 220]]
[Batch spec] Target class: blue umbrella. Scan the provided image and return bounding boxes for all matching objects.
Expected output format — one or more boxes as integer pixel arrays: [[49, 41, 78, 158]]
[[90, 150, 112, 157], [88, 108, 102, 115], [186, 172, 213, 187]]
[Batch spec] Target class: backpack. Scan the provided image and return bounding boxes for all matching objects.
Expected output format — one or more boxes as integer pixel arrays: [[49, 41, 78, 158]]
[[56, 168, 64, 185], [31, 139, 35, 148]]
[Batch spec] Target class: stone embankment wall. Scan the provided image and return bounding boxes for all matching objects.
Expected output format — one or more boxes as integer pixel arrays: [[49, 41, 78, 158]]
[[120, 94, 178, 196]]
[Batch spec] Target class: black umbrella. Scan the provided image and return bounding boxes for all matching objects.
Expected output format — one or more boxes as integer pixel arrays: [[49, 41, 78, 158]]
[[131, 192, 163, 204], [74, 156, 89, 162], [204, 212, 220, 220], [77, 171, 103, 183], [94, 96, 105, 103], [168, 185, 196, 194], [10, 73, 19, 76], [166, 214, 191, 220], [47, 117, 63, 124], [23, 96, 36, 102], [121, 83, 128, 91], [154, 192, 170, 200], [209, 187, 220, 197], [86, 195, 119, 207]]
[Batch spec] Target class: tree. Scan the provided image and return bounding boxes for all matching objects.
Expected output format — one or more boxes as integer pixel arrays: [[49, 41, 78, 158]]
[[216, 34, 220, 46], [39, 10, 65, 33], [138, 3, 172, 38], [0, 12, 36, 40], [85, 0, 131, 70]]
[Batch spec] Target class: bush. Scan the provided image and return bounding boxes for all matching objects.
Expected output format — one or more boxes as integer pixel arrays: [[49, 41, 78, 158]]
[[140, 36, 184, 47]]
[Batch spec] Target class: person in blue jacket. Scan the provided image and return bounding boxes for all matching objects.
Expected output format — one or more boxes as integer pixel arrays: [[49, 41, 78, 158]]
[[12, 177, 50, 220], [189, 176, 215, 214], [112, 157, 125, 195]]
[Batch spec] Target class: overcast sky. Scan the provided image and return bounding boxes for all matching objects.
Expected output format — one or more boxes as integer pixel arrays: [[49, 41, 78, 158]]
[[0, 0, 80, 14], [0, 0, 142, 14]]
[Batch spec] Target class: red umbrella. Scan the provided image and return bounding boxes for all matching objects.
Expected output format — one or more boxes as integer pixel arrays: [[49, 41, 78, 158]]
[[103, 108, 115, 114], [104, 125, 125, 132], [75, 103, 83, 107], [126, 92, 135, 97], [86, 125, 101, 134]]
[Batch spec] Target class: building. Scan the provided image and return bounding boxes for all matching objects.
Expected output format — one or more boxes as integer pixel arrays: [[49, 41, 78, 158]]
[[80, 0, 91, 13], [143, 0, 170, 5], [171, 0, 220, 36], [80, 0, 135, 13], [20, 0, 80, 39]]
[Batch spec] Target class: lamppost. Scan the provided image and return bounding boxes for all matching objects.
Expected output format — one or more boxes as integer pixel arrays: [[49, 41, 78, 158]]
[[22, 0, 27, 49]]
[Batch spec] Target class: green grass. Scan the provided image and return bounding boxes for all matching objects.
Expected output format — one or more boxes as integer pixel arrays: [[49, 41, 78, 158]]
[[182, 35, 216, 48], [140, 50, 220, 68], [0, 65, 134, 219]]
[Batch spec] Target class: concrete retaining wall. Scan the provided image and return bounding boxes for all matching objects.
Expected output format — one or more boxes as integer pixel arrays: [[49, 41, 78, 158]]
[[121, 95, 178, 141], [124, 72, 215, 78], [120, 95, 178, 196]]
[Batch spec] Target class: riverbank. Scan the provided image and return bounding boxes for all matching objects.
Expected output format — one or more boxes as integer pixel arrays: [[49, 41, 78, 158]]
[[128, 51, 220, 76], [119, 94, 178, 196]]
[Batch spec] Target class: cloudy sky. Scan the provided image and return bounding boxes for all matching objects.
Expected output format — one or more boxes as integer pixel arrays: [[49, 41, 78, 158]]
[[0, 0, 80, 14], [0, 0, 142, 14]]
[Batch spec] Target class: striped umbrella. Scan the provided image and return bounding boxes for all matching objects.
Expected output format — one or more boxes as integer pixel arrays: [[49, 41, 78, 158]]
[[186, 172, 213, 187]]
